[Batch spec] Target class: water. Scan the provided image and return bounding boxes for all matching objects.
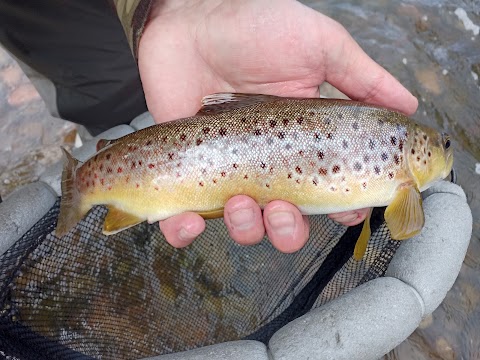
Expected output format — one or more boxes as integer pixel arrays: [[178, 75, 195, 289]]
[[1, 1, 479, 358]]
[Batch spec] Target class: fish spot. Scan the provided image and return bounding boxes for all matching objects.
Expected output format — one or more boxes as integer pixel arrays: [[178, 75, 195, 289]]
[[309, 111, 315, 117], [377, 118, 385, 126], [199, 181, 204, 187], [244, 174, 249, 179], [326, 133, 333, 140], [285, 144, 292, 150], [295, 179, 300, 184], [221, 171, 226, 177], [363, 155, 370, 163], [332, 165, 341, 173], [330, 186, 337, 192], [288, 173, 292, 179], [424, 160, 427, 165], [107, 167, 113, 173], [314, 132, 321, 140], [100, 179, 105, 186], [324, 117, 332, 125], [399, 140, 404, 152], [278, 132, 285, 139], [428, 151, 431, 157], [295, 166, 302, 174], [270, 120, 277, 128], [313, 179, 318, 186], [241, 117, 247, 123], [267, 138, 274, 145], [342, 140, 349, 149], [417, 156, 421, 162], [345, 188, 351, 193], [260, 162, 266, 169], [162, 136, 168, 143], [232, 149, 238, 155], [319, 168, 328, 176], [283, 119, 289, 126], [390, 136, 397, 146], [266, 183, 270, 188], [106, 153, 111, 160], [353, 162, 362, 171], [148, 163, 155, 169], [108, 186, 112, 191], [369, 139, 375, 150], [213, 179, 217, 184], [138, 160, 142, 166], [374, 165, 381, 175], [203, 127, 210, 134], [180, 134, 187, 141], [219, 128, 227, 136], [352, 122, 359, 130], [381, 153, 388, 161], [411, 149, 416, 155], [94, 155, 98, 162], [94, 173, 98, 179], [298, 150, 304, 156], [253, 129, 262, 136], [146, 140, 152, 146], [168, 153, 174, 160], [269, 166, 274, 173], [388, 172, 394, 179], [297, 117, 304, 125], [125, 176, 130, 183], [136, 183, 140, 188], [362, 182, 367, 189], [317, 151, 325, 160], [233, 163, 238, 169], [337, 113, 343, 120], [394, 154, 400, 165], [196, 138, 203, 146], [117, 167, 123, 173], [423, 134, 427, 140]]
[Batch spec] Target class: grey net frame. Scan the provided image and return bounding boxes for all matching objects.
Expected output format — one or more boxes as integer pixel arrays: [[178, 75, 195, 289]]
[[0, 114, 472, 360]]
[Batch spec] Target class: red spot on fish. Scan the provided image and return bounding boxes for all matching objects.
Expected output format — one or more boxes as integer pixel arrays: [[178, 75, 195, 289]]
[[295, 166, 302, 174], [318, 168, 328, 176], [86, 181, 89, 188], [108, 186, 112, 191], [136, 183, 140, 188], [106, 153, 111, 160], [332, 165, 340, 173], [117, 167, 123, 173], [196, 139, 203, 146], [100, 178, 105, 186], [148, 163, 155, 169], [94, 173, 98, 179], [107, 167, 113, 173], [99, 164, 104, 171]]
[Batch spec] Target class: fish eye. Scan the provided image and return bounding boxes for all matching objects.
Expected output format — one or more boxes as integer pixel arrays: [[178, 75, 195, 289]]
[[442, 133, 451, 149]]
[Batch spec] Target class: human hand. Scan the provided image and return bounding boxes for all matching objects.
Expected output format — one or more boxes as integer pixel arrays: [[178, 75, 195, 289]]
[[138, 0, 418, 252]]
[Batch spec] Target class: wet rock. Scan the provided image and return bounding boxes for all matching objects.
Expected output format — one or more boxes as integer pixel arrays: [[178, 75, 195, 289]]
[[415, 68, 442, 95]]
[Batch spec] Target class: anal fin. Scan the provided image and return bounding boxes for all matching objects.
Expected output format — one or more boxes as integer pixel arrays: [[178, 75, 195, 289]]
[[353, 209, 372, 261], [384, 182, 424, 240], [196, 208, 224, 219], [103, 205, 144, 235]]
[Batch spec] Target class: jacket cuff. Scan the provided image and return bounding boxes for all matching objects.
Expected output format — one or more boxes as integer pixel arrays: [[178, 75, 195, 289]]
[[111, 0, 154, 60]]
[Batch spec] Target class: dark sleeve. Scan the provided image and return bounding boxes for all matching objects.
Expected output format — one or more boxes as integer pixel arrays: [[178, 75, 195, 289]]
[[110, 0, 155, 59]]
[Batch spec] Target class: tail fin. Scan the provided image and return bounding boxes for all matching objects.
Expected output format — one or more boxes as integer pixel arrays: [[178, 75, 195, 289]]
[[55, 148, 88, 237]]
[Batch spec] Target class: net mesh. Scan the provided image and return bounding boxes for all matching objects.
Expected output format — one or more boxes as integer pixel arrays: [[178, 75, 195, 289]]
[[0, 199, 398, 359]]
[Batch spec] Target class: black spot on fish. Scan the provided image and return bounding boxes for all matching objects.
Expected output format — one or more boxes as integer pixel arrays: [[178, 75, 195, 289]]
[[203, 127, 210, 134], [369, 139, 375, 150], [324, 118, 332, 125], [338, 113, 343, 119], [342, 140, 349, 149], [394, 154, 400, 165], [260, 162, 266, 169], [332, 165, 341, 173], [381, 153, 388, 161], [318, 168, 328, 176], [233, 163, 238, 169], [374, 165, 381, 175], [297, 117, 304, 125], [390, 136, 397, 146], [285, 144, 292, 150], [363, 155, 370, 163], [288, 173, 292, 179], [411, 149, 415, 155], [353, 162, 362, 171], [219, 128, 227, 136], [428, 151, 431, 157], [362, 182, 367, 189], [278, 132, 285, 139], [423, 134, 427, 141], [399, 140, 404, 152], [283, 119, 289, 126], [352, 122, 359, 130], [314, 132, 321, 140], [388, 172, 394, 179], [196, 138, 203, 146], [313, 179, 318, 186], [327, 133, 333, 140], [106, 153, 111, 160], [241, 117, 247, 123], [295, 166, 302, 174], [317, 151, 325, 160], [180, 133, 187, 141], [253, 129, 262, 136], [270, 120, 277, 128]]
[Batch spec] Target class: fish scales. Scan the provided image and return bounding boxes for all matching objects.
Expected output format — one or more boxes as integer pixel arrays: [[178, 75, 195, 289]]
[[56, 93, 453, 253]]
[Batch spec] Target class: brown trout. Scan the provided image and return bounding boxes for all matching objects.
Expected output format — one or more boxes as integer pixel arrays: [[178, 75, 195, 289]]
[[56, 93, 453, 259]]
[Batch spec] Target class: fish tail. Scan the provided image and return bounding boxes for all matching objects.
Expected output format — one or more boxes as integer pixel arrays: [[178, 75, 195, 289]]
[[55, 148, 89, 237]]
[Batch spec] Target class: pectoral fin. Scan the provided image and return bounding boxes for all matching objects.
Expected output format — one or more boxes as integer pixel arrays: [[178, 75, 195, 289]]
[[103, 206, 144, 235], [384, 182, 424, 240], [196, 208, 224, 219], [353, 208, 372, 261]]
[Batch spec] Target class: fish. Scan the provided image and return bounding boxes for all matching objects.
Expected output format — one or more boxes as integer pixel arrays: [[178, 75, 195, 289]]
[[55, 93, 453, 260]]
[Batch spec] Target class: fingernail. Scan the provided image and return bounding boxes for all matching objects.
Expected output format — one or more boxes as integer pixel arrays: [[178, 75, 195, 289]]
[[178, 227, 196, 242], [228, 208, 255, 231], [267, 211, 295, 236]]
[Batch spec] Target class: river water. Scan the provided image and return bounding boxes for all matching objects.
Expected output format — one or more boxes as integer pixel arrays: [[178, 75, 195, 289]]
[[1, 1, 479, 358]]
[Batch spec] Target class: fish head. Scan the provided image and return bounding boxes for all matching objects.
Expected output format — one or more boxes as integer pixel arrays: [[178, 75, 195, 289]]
[[408, 127, 454, 191]]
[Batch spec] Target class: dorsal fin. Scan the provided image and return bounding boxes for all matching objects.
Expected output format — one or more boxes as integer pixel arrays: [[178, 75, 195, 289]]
[[196, 93, 282, 115]]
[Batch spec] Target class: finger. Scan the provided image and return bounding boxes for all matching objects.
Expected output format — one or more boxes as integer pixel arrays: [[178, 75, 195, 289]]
[[224, 195, 265, 246], [328, 208, 370, 226], [264, 201, 309, 253], [159, 212, 205, 248], [317, 16, 418, 115]]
